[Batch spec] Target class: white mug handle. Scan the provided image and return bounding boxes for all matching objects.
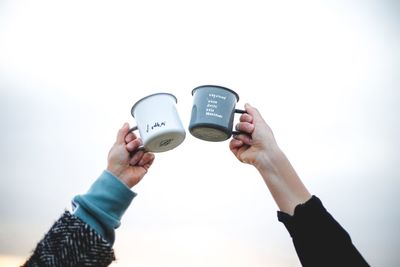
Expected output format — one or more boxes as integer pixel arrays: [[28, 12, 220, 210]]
[[127, 125, 145, 151], [128, 125, 138, 133]]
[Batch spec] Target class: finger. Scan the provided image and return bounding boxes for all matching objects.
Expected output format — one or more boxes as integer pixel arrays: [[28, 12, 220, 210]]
[[116, 123, 130, 145], [138, 152, 155, 167], [125, 131, 137, 144], [240, 113, 253, 123], [129, 150, 144, 166], [233, 133, 252, 146], [126, 138, 143, 152], [244, 103, 274, 136], [229, 138, 243, 152], [235, 121, 254, 134], [142, 153, 155, 171], [245, 103, 266, 124], [244, 103, 261, 118]]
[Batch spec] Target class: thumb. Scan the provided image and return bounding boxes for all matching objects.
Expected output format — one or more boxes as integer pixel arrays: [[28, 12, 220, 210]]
[[116, 123, 130, 144], [244, 103, 257, 117], [245, 103, 262, 121]]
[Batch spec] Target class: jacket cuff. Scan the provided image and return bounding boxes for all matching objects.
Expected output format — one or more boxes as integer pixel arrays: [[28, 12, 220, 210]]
[[277, 195, 323, 237], [72, 170, 137, 244]]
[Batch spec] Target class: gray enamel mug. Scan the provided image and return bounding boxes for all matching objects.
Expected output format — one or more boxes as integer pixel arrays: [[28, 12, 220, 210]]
[[189, 85, 245, 142]]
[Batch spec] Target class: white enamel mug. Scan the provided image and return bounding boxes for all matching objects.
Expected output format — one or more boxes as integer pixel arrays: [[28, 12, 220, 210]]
[[130, 93, 186, 153]]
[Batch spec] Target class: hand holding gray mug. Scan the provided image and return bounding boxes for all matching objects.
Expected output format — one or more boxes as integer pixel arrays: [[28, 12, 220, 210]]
[[189, 85, 246, 142]]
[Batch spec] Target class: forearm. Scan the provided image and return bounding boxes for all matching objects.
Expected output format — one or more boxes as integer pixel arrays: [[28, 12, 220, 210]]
[[255, 148, 311, 215]]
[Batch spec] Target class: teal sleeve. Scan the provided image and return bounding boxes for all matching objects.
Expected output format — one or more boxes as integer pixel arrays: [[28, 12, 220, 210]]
[[72, 170, 137, 245]]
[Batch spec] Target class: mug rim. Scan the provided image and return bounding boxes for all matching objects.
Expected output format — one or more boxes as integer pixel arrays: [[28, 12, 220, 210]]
[[191, 85, 240, 102], [131, 92, 178, 117]]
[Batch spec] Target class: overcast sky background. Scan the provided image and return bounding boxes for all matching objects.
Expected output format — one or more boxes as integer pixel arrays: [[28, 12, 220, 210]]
[[0, 0, 399, 266]]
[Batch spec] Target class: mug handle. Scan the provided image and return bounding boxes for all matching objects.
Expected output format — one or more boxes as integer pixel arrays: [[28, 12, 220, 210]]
[[128, 126, 146, 151], [128, 125, 138, 132], [232, 108, 247, 136]]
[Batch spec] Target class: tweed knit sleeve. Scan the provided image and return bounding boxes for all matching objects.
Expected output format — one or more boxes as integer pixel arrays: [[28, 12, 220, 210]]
[[22, 211, 115, 267]]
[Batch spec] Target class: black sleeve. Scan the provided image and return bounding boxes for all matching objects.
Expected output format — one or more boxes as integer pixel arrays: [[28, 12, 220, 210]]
[[278, 196, 370, 267], [23, 211, 115, 267]]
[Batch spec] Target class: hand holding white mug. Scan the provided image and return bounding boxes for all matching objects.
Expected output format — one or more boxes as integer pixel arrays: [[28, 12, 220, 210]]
[[107, 123, 155, 188]]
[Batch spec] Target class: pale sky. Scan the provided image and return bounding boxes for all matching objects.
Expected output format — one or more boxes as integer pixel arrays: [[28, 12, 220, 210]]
[[0, 0, 399, 266]]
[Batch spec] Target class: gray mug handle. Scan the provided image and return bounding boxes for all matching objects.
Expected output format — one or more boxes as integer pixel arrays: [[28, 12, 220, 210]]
[[128, 125, 146, 151], [232, 108, 247, 136]]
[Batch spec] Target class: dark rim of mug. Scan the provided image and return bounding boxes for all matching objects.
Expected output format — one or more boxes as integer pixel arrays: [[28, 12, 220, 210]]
[[131, 92, 177, 117], [191, 85, 240, 102]]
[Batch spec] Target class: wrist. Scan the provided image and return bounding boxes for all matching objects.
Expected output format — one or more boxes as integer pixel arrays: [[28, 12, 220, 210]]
[[118, 172, 139, 188], [254, 145, 285, 175], [107, 164, 122, 178], [106, 166, 131, 188]]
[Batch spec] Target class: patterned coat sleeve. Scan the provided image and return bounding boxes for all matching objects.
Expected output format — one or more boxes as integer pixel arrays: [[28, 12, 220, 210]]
[[22, 211, 115, 267]]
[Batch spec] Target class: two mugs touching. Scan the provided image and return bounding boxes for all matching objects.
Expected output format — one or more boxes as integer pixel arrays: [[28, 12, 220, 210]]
[[130, 85, 246, 152]]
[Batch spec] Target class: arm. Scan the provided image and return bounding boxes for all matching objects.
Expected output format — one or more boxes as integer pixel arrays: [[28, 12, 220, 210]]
[[229, 103, 310, 215], [73, 123, 155, 244], [229, 104, 369, 266], [23, 123, 155, 267]]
